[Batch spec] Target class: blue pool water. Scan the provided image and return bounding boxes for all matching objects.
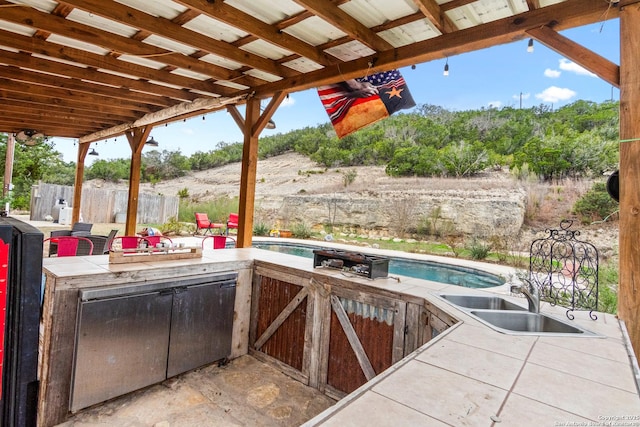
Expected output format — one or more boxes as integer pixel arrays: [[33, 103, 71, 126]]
[[252, 242, 504, 289]]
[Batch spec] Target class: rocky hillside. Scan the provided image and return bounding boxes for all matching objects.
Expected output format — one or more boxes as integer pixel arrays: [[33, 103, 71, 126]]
[[85, 152, 618, 257]]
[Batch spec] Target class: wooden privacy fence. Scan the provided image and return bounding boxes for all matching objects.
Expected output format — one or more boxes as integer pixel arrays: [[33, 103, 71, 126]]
[[29, 182, 179, 224]]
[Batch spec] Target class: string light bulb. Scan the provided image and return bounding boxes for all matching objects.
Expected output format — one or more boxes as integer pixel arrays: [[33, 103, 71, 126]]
[[527, 38, 534, 53], [443, 58, 449, 76]]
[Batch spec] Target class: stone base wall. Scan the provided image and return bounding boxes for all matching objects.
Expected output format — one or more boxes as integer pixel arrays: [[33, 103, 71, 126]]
[[256, 189, 527, 238]]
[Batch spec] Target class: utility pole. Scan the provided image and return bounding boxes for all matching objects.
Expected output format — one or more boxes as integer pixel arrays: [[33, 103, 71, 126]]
[[519, 92, 522, 109]]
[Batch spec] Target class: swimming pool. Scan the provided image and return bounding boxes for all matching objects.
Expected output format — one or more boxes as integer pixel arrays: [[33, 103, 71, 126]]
[[252, 242, 504, 289]]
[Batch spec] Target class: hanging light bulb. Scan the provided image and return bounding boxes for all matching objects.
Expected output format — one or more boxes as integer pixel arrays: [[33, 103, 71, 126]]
[[527, 38, 534, 53], [443, 59, 449, 76]]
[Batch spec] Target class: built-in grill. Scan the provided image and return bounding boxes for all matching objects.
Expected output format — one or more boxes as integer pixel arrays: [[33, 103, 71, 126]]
[[313, 249, 389, 279]]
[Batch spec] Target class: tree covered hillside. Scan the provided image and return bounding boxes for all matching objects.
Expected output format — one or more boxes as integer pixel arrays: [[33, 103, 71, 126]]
[[0, 100, 620, 210]]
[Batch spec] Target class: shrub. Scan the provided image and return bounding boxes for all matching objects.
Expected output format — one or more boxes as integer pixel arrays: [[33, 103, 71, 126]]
[[291, 221, 312, 239], [467, 239, 491, 260], [342, 170, 357, 187], [572, 182, 618, 223], [177, 188, 189, 199], [253, 222, 270, 236], [159, 216, 193, 235]]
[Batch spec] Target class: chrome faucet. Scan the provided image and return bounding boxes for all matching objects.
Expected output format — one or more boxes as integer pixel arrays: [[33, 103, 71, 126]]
[[510, 281, 540, 313]]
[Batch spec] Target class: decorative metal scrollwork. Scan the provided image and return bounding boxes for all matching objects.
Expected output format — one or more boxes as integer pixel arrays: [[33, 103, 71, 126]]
[[529, 220, 598, 320]]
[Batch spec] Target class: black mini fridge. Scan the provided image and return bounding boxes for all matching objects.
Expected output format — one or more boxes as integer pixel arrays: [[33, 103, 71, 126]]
[[0, 217, 43, 427]]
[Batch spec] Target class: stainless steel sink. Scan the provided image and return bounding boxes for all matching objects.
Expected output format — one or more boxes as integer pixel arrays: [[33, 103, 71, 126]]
[[439, 294, 525, 311], [469, 310, 593, 335], [434, 293, 600, 336]]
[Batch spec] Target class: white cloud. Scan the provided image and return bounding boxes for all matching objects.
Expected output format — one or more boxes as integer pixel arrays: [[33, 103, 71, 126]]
[[487, 101, 502, 108], [535, 86, 577, 103], [558, 58, 596, 77], [182, 128, 195, 135], [544, 68, 561, 78], [280, 95, 296, 107]]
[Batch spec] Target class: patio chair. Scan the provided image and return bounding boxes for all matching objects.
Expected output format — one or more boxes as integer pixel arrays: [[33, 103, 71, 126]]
[[202, 235, 236, 250], [144, 235, 173, 249], [226, 213, 238, 235], [195, 213, 224, 235], [48, 222, 94, 256], [86, 230, 118, 255], [44, 236, 94, 257], [108, 235, 146, 252]]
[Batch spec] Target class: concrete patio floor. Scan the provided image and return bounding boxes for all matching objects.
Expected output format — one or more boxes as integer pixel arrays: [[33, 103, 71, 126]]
[[56, 355, 336, 427]]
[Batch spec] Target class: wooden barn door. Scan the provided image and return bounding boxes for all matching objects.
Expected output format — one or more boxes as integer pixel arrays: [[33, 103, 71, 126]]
[[322, 288, 406, 398]]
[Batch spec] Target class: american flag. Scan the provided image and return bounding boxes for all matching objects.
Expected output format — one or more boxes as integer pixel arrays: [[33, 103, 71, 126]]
[[317, 83, 365, 125], [317, 69, 415, 135]]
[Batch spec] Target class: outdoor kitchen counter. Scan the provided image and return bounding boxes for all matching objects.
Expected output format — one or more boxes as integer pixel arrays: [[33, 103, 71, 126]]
[[40, 248, 640, 426]]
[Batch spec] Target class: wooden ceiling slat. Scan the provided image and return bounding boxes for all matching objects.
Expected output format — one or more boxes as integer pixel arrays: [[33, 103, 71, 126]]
[[174, 0, 334, 66], [0, 2, 249, 83], [0, 117, 103, 133], [0, 30, 228, 96], [0, 90, 146, 119], [0, 100, 136, 122], [412, 0, 457, 33], [0, 66, 175, 108], [293, 0, 393, 51], [59, 0, 298, 79], [0, 77, 161, 113]]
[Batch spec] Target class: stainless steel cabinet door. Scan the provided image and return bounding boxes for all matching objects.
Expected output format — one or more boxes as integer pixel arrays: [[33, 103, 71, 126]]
[[167, 282, 236, 377], [71, 291, 173, 412]]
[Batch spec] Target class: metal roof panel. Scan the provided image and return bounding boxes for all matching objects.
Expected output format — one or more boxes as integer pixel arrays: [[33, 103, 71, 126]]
[[224, 0, 305, 25], [142, 34, 198, 56], [325, 40, 376, 62], [182, 14, 248, 43], [379, 20, 439, 47], [285, 16, 347, 46], [6, 0, 57, 13], [199, 54, 243, 71], [340, 0, 419, 26], [241, 39, 294, 61], [65, 8, 139, 38], [45, 34, 110, 56], [114, 0, 187, 20]]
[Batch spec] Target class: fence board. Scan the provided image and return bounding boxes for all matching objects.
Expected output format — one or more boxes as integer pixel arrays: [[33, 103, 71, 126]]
[[29, 182, 178, 225]]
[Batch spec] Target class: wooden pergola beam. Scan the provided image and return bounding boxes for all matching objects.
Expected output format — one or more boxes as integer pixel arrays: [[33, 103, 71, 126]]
[[527, 25, 620, 88]]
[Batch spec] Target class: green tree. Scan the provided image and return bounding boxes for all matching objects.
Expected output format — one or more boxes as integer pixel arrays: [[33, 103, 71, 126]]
[[85, 158, 130, 182], [0, 136, 67, 209]]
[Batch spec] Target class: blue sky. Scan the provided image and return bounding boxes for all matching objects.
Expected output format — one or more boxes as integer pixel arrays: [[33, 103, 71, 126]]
[[54, 18, 620, 163]]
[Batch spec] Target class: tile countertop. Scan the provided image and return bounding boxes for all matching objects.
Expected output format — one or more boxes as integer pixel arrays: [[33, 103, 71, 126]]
[[43, 248, 640, 426], [304, 282, 640, 426]]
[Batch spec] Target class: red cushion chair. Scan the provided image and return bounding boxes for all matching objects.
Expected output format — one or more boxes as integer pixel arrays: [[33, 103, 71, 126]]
[[226, 213, 239, 235], [195, 213, 224, 235], [201, 235, 236, 250]]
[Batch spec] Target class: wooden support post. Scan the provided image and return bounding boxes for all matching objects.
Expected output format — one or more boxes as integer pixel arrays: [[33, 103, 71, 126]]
[[235, 93, 287, 248], [618, 0, 640, 361], [124, 127, 151, 236], [3, 133, 14, 208], [236, 99, 260, 248], [72, 143, 90, 224]]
